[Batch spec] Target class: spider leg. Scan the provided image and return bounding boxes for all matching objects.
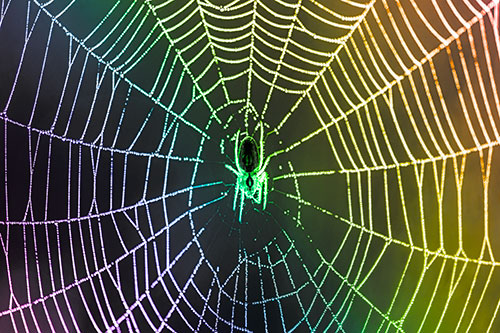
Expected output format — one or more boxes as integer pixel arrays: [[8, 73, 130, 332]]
[[233, 182, 239, 211], [234, 129, 242, 172], [257, 155, 272, 178], [225, 164, 238, 175], [254, 182, 261, 205], [239, 187, 245, 222], [262, 173, 268, 210], [258, 122, 264, 170]]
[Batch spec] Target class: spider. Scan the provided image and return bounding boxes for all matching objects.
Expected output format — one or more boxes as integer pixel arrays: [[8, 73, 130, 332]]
[[225, 123, 270, 222]]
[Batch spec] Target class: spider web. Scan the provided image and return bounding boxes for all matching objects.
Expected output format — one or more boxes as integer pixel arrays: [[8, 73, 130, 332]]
[[1, 0, 500, 331]]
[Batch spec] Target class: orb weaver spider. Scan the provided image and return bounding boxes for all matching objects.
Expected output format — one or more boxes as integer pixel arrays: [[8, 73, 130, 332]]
[[225, 123, 270, 222]]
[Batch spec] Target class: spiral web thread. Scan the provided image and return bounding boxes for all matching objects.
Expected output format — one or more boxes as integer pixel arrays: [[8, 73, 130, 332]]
[[1, 0, 500, 331]]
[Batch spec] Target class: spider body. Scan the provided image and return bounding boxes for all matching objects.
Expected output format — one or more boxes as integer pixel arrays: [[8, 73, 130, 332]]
[[239, 137, 258, 173], [239, 136, 258, 190], [225, 124, 269, 222]]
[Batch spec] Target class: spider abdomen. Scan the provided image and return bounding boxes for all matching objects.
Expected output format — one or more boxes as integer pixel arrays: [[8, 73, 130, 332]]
[[239, 137, 259, 173]]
